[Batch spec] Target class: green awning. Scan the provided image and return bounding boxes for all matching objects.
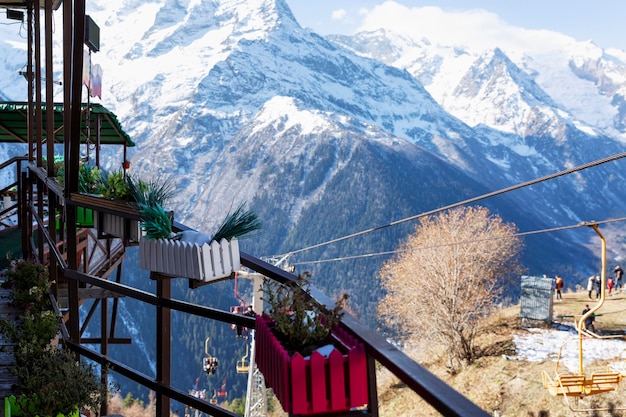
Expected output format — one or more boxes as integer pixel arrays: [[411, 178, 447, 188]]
[[0, 101, 135, 147]]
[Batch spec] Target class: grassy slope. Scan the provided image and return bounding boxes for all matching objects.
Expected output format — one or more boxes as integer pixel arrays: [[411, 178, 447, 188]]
[[377, 289, 626, 417]]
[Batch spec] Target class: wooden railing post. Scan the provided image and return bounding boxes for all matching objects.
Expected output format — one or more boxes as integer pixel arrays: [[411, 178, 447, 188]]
[[20, 169, 29, 258], [155, 273, 171, 417], [366, 353, 379, 417], [100, 279, 109, 417]]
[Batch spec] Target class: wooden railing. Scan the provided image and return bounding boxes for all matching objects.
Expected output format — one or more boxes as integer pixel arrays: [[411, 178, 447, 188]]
[[240, 252, 490, 417], [49, 252, 489, 417], [12, 160, 490, 417]]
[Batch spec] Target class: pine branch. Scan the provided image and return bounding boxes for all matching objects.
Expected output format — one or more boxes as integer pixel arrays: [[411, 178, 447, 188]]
[[139, 204, 172, 239], [212, 202, 262, 242]]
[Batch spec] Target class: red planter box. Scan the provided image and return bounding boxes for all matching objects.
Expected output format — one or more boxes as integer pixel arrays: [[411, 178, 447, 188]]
[[255, 314, 368, 415]]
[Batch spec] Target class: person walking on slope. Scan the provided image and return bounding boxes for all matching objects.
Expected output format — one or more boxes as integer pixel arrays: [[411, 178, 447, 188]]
[[582, 304, 596, 333], [594, 274, 602, 299], [607, 276, 615, 296], [615, 265, 624, 292], [555, 275, 564, 301], [587, 275, 596, 299]]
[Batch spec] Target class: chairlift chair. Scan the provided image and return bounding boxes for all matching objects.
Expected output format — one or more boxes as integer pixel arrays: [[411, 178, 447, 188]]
[[230, 303, 252, 338], [236, 343, 250, 374], [230, 271, 251, 337], [541, 224, 624, 411], [230, 305, 243, 331], [542, 339, 622, 397], [202, 337, 218, 375], [217, 376, 228, 397]]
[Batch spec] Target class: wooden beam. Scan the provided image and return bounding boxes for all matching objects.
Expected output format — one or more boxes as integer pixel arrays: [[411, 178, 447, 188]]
[[75, 288, 125, 299]]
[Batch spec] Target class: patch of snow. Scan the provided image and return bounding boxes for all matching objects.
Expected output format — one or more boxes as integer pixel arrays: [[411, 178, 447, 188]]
[[251, 96, 330, 136], [485, 155, 510, 170], [514, 327, 626, 372], [572, 121, 600, 136]]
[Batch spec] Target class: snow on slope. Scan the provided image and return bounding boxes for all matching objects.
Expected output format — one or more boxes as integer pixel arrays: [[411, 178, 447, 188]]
[[515, 327, 626, 372], [336, 3, 626, 140]]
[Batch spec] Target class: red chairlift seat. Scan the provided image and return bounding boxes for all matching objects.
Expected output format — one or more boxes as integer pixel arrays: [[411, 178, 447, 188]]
[[217, 377, 227, 397]]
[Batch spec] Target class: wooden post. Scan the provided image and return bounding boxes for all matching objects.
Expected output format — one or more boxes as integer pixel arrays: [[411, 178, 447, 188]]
[[19, 169, 29, 259], [34, 0, 42, 169], [45, 0, 58, 308], [366, 353, 379, 417], [155, 273, 171, 417], [100, 285, 109, 416]]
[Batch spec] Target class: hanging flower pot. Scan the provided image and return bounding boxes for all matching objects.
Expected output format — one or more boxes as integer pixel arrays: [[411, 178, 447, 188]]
[[75, 206, 94, 228], [55, 207, 94, 230], [255, 314, 369, 415], [139, 237, 240, 281], [94, 211, 141, 242]]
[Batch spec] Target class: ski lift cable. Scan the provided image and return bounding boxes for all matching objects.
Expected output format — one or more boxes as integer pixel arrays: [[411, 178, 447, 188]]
[[271, 152, 626, 260], [291, 216, 626, 266]]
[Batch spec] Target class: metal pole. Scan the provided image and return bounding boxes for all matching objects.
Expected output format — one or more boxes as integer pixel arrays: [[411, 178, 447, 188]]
[[578, 224, 607, 374]]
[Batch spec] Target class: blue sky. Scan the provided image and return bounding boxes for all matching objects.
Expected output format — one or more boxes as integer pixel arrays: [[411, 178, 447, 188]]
[[287, 0, 626, 51]]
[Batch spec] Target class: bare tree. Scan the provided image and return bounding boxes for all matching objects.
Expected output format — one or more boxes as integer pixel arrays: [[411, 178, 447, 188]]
[[377, 206, 523, 372]]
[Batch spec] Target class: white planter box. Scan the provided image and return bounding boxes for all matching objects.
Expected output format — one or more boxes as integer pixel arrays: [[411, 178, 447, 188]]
[[139, 237, 240, 281], [95, 212, 141, 242]]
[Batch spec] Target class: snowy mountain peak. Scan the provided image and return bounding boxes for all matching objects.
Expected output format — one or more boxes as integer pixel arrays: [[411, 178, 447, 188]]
[[447, 47, 562, 135], [211, 0, 298, 40], [117, 0, 297, 61]]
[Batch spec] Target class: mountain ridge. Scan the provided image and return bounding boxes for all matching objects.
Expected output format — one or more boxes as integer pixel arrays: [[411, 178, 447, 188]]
[[2, 0, 626, 404], [1, 0, 624, 336]]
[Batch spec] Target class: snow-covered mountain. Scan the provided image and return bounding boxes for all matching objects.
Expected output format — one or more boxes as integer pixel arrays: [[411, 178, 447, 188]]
[[2, 0, 626, 314], [330, 15, 626, 141], [3, 0, 626, 401], [2, 0, 626, 308]]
